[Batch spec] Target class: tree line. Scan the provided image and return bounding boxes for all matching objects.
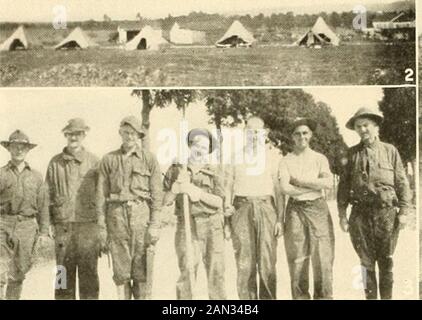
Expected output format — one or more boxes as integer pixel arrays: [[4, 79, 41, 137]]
[[131, 88, 416, 179], [0, 8, 415, 32]]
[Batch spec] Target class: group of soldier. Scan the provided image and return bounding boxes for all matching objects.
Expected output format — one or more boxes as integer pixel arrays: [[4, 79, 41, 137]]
[[0, 107, 411, 300]]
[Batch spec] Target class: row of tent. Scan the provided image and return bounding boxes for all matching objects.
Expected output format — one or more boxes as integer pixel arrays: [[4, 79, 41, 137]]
[[0, 17, 340, 51], [0, 26, 97, 51]]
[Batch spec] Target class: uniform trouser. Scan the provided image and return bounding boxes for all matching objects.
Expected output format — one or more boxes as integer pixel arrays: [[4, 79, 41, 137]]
[[0, 215, 38, 300], [348, 204, 399, 300], [106, 201, 150, 294], [230, 196, 277, 300], [284, 198, 335, 300], [175, 213, 226, 300], [54, 221, 100, 300]]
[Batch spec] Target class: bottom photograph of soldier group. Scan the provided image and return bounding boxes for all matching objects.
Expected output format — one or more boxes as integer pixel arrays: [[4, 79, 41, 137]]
[[0, 87, 417, 300]]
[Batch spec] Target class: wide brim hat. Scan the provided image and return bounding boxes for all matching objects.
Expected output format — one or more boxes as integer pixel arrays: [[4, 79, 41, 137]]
[[0, 130, 37, 150], [120, 116, 145, 138], [291, 117, 317, 132], [62, 118, 90, 133], [187, 128, 219, 154], [346, 107, 384, 130]]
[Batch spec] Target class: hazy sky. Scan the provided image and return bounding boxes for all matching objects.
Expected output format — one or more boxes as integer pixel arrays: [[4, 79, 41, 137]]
[[0, 0, 401, 22], [0, 87, 386, 174]]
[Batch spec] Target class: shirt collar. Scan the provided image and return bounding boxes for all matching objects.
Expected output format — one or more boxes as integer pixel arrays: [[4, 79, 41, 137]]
[[7, 161, 31, 172], [292, 146, 312, 156], [360, 137, 380, 150], [62, 147, 86, 163], [120, 145, 143, 158]]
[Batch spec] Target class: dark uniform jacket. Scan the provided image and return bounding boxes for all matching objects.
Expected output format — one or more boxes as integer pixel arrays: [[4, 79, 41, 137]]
[[46, 147, 99, 224], [0, 162, 49, 234], [163, 162, 225, 217], [337, 139, 411, 214]]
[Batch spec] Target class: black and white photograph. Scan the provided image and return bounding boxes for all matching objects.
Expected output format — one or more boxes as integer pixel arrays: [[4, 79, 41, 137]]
[[0, 87, 417, 300], [0, 0, 420, 311], [0, 0, 417, 87]]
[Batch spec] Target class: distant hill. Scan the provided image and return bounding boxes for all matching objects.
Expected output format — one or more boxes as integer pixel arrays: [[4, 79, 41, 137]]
[[224, 0, 415, 16]]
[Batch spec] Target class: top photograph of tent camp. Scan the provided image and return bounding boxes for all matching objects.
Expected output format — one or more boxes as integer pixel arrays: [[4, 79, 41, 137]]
[[0, 0, 416, 87]]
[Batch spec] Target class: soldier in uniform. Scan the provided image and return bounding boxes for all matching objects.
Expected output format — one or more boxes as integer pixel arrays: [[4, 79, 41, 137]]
[[278, 118, 335, 300], [163, 128, 226, 300], [96, 116, 162, 300], [225, 116, 284, 300], [337, 107, 411, 300], [46, 118, 103, 299], [0, 130, 50, 299]]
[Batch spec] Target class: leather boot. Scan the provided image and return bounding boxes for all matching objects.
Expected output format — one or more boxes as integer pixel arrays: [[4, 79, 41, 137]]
[[116, 283, 132, 300], [132, 281, 148, 300], [364, 270, 378, 300], [6, 280, 23, 300], [379, 270, 394, 300], [379, 257, 394, 300]]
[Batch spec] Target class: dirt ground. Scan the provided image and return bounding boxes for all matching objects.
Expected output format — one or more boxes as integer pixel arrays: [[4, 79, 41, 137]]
[[1, 43, 415, 87], [20, 201, 418, 300]]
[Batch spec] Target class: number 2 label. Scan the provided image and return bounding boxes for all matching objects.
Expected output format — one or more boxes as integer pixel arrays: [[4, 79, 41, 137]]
[[405, 68, 414, 82]]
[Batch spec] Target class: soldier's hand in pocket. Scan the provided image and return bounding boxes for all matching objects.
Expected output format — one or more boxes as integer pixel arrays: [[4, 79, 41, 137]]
[[274, 222, 284, 238], [147, 225, 160, 246], [339, 216, 349, 233]]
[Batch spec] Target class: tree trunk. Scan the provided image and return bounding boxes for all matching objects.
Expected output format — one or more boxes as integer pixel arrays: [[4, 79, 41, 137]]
[[141, 90, 153, 151]]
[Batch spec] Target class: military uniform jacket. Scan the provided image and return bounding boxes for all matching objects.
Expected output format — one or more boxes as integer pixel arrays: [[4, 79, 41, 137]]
[[337, 139, 411, 212], [46, 147, 99, 224], [96, 146, 162, 227], [0, 162, 49, 233]]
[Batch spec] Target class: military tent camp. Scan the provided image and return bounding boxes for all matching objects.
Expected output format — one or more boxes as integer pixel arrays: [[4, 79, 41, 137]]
[[169, 22, 206, 44], [125, 25, 168, 50], [215, 20, 254, 48], [295, 17, 340, 47], [0, 26, 28, 51], [54, 27, 98, 50]]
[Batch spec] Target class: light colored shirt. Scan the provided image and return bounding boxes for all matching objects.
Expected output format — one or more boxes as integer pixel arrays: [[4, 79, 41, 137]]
[[278, 148, 332, 201], [230, 145, 281, 198]]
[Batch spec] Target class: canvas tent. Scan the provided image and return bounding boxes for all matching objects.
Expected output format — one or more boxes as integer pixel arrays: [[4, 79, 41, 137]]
[[215, 20, 254, 48], [0, 26, 28, 51], [169, 22, 206, 44], [54, 27, 98, 50], [117, 22, 142, 43], [295, 17, 340, 47], [125, 25, 168, 50]]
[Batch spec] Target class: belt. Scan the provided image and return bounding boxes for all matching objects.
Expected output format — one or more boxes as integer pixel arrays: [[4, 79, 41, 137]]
[[234, 195, 273, 202], [107, 195, 150, 204], [289, 197, 323, 205], [0, 213, 35, 220]]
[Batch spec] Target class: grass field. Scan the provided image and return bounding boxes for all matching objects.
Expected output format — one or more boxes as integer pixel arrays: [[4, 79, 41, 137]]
[[0, 42, 415, 86]]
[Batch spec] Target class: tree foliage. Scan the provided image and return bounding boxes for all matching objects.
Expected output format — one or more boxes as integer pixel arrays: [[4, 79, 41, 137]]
[[131, 89, 199, 149], [378, 87, 416, 163], [202, 89, 347, 174]]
